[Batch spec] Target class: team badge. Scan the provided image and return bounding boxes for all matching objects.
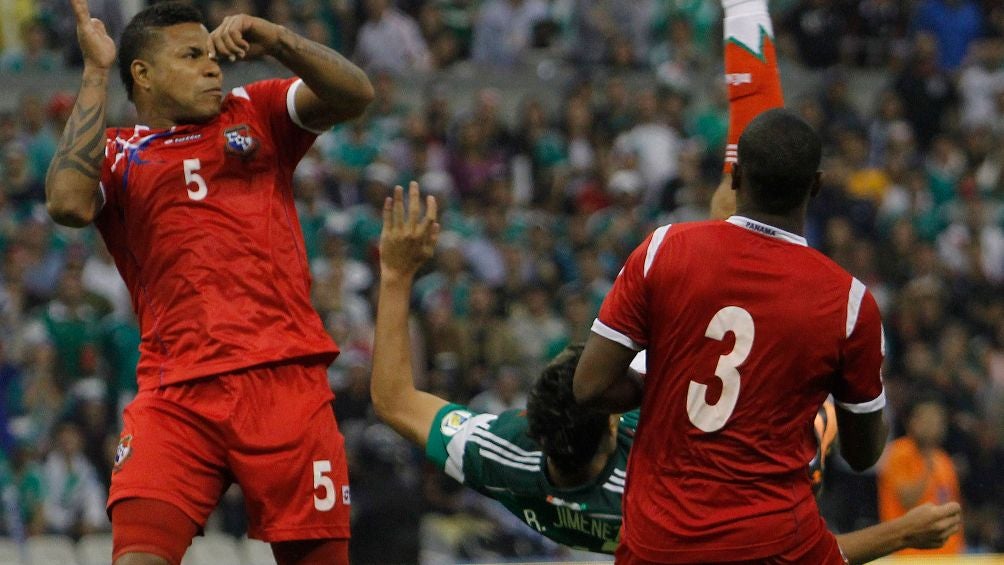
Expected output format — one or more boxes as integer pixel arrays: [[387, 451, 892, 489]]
[[440, 410, 472, 437], [223, 124, 259, 158], [113, 434, 133, 473]]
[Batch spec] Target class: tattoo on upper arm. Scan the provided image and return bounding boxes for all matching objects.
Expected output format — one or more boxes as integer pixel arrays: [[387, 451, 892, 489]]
[[49, 101, 105, 180]]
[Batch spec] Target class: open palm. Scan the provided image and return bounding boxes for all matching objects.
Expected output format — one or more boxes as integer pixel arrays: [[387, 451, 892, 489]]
[[71, 0, 116, 69]]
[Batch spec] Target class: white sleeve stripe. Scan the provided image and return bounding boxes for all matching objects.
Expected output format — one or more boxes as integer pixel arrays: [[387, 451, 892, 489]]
[[629, 350, 647, 375], [444, 412, 497, 483], [472, 429, 542, 457], [472, 438, 541, 466], [602, 484, 624, 494], [285, 79, 327, 135], [591, 319, 643, 351], [97, 182, 107, 211], [478, 449, 541, 472], [836, 389, 886, 414], [846, 278, 866, 338], [644, 225, 671, 278]]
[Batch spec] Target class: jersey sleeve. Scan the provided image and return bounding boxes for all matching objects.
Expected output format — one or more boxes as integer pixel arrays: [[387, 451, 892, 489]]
[[426, 405, 543, 491], [834, 280, 886, 413], [425, 403, 492, 484], [96, 131, 123, 212], [242, 78, 321, 169], [593, 227, 669, 350]]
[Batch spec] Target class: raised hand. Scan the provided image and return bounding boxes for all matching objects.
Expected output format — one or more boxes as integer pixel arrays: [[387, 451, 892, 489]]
[[71, 0, 115, 70], [379, 182, 440, 281], [208, 14, 283, 61]]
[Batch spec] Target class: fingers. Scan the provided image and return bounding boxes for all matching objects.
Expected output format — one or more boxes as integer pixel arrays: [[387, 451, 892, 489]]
[[425, 194, 438, 226], [936, 502, 962, 517], [91, 18, 107, 35], [392, 185, 405, 228], [381, 196, 393, 232], [407, 181, 422, 226], [211, 17, 250, 61], [70, 0, 91, 24]]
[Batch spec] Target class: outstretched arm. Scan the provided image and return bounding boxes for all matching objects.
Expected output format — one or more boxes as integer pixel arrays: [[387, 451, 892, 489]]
[[835, 502, 962, 564], [209, 15, 374, 130], [371, 182, 446, 448], [45, 0, 115, 227]]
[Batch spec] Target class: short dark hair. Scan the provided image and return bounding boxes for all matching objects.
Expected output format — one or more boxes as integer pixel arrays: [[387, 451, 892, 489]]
[[118, 2, 204, 101], [526, 344, 610, 477], [736, 108, 822, 214]]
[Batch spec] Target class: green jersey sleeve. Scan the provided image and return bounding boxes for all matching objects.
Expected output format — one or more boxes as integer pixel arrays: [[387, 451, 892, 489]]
[[426, 403, 491, 483]]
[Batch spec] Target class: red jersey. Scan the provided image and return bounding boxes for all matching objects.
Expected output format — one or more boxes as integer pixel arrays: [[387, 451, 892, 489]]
[[595, 216, 885, 563], [95, 78, 338, 391]]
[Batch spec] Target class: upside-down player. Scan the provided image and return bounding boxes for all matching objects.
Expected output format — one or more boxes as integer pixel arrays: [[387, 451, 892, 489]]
[[370, 182, 961, 563], [45, 2, 374, 564]]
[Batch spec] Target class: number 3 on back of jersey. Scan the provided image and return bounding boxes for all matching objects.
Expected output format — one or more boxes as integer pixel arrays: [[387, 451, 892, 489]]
[[183, 158, 208, 201], [688, 306, 755, 432]]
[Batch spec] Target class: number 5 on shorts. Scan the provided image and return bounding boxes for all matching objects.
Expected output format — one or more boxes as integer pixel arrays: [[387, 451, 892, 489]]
[[313, 460, 335, 511]]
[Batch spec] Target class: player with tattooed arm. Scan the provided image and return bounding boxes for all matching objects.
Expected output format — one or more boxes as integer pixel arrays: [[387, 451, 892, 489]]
[[45, 2, 374, 564]]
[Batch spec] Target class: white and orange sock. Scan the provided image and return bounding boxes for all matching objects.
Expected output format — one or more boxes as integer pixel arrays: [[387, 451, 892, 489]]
[[723, 0, 784, 173]]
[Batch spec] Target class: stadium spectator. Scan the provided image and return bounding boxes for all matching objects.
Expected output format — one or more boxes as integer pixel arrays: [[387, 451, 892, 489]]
[[0, 441, 46, 538], [0, 18, 59, 73], [783, 0, 848, 69], [913, 0, 984, 71], [895, 34, 960, 149], [878, 399, 965, 555], [567, 0, 650, 66], [470, 0, 548, 67], [41, 421, 108, 537], [354, 0, 431, 74]]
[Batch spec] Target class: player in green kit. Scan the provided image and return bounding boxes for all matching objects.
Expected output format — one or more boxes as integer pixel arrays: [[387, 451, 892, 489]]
[[371, 183, 961, 562]]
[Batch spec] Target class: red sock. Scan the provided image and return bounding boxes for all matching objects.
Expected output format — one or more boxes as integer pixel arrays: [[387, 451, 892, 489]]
[[723, 0, 784, 173]]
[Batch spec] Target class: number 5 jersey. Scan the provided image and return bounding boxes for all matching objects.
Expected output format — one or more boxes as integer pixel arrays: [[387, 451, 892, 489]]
[[95, 78, 338, 391]]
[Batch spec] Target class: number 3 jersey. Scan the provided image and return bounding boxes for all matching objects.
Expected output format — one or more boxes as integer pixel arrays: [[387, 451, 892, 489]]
[[426, 404, 637, 554], [95, 78, 338, 391], [594, 217, 885, 563]]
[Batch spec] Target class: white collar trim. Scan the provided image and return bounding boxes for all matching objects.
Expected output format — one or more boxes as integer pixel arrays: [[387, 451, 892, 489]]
[[725, 216, 808, 247]]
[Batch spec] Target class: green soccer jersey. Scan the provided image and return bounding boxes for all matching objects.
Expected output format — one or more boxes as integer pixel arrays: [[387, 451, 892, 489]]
[[426, 404, 638, 554]]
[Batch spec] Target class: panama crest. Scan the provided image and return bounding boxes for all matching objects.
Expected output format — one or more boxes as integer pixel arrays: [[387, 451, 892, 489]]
[[113, 434, 133, 473], [223, 124, 259, 158]]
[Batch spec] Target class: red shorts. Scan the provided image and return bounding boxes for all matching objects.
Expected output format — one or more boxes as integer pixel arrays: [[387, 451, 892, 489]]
[[108, 359, 350, 542]]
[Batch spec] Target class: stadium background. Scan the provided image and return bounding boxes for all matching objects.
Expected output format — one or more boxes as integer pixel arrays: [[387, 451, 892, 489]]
[[0, 0, 1001, 563]]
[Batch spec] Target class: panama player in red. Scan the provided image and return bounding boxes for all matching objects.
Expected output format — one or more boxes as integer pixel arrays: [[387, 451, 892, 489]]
[[574, 110, 889, 564], [45, 1, 374, 564]]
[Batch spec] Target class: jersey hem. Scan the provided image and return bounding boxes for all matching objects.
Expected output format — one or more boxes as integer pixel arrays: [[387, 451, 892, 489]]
[[137, 348, 339, 391], [623, 530, 795, 562]]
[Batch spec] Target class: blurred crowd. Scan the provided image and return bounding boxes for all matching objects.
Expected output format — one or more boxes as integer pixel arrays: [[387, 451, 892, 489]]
[[0, 0, 1002, 563]]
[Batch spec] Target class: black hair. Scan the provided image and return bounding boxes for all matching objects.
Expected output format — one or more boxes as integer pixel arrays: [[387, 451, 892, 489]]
[[736, 108, 822, 214], [526, 344, 610, 477], [118, 2, 205, 102]]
